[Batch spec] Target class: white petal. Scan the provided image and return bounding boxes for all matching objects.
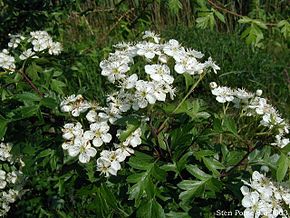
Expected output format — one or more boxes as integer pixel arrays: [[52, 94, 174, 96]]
[[83, 130, 95, 140], [146, 94, 156, 104], [79, 153, 90, 163], [68, 146, 80, 157], [102, 133, 112, 143], [86, 147, 97, 157], [93, 137, 103, 147], [174, 64, 185, 74]]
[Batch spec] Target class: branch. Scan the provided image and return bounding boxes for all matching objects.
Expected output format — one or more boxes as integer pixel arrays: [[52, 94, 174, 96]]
[[19, 69, 43, 97], [220, 141, 263, 178], [207, 0, 277, 27]]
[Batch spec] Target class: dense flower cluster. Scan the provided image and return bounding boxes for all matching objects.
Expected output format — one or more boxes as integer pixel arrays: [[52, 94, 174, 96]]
[[241, 171, 290, 218], [60, 31, 219, 176], [0, 141, 24, 216], [210, 82, 289, 149], [0, 31, 62, 74]]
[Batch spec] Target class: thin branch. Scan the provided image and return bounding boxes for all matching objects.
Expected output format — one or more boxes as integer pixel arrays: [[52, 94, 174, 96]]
[[157, 73, 206, 134], [207, 0, 277, 27], [19, 69, 43, 97], [220, 142, 262, 178]]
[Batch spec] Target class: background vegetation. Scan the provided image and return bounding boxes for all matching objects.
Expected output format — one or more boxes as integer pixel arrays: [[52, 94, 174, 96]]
[[0, 0, 289, 217]]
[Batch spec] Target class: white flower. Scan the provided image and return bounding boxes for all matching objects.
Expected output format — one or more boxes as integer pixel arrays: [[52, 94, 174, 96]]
[[271, 135, 289, 148], [145, 64, 174, 84], [8, 34, 23, 48], [62, 122, 83, 140], [60, 94, 91, 117], [86, 110, 108, 123], [204, 57, 220, 74], [96, 157, 120, 177], [84, 122, 112, 147], [136, 42, 161, 59], [67, 138, 97, 163], [242, 191, 260, 208], [211, 86, 234, 103], [123, 128, 142, 147], [100, 60, 129, 83], [142, 31, 160, 43], [241, 171, 290, 218], [0, 51, 15, 72], [30, 31, 53, 52], [133, 80, 156, 109], [174, 54, 200, 75], [19, 48, 38, 60], [100, 149, 126, 163], [2, 189, 19, 203], [186, 48, 204, 59], [122, 74, 138, 89], [163, 39, 183, 59], [234, 88, 254, 100], [0, 170, 7, 189], [0, 142, 12, 162], [48, 42, 62, 55], [6, 172, 18, 184], [115, 143, 135, 157]]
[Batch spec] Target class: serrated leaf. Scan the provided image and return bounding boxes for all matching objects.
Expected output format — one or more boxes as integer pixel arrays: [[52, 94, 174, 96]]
[[14, 92, 41, 103], [50, 79, 66, 94]]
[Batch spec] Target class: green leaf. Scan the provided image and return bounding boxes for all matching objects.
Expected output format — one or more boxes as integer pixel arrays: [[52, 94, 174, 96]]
[[213, 9, 225, 23], [40, 97, 58, 109], [117, 116, 141, 141], [222, 116, 237, 135], [168, 0, 182, 15], [10, 105, 40, 120], [37, 149, 52, 158], [157, 132, 167, 150], [26, 62, 42, 81], [202, 157, 225, 176], [137, 198, 165, 218], [14, 92, 41, 103], [185, 164, 212, 180], [50, 79, 66, 94], [196, 13, 215, 30], [178, 180, 205, 202], [183, 73, 194, 92], [0, 116, 9, 139], [276, 153, 289, 182], [166, 211, 190, 218]]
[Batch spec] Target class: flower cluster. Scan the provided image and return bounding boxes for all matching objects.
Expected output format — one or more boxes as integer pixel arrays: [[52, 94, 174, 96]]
[[60, 97, 142, 176], [0, 141, 24, 216], [60, 31, 219, 176], [241, 171, 290, 218], [0, 31, 62, 74], [210, 82, 289, 149]]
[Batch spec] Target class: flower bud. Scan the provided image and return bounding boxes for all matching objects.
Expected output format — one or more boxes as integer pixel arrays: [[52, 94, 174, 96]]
[[256, 89, 263, 96], [210, 82, 217, 89]]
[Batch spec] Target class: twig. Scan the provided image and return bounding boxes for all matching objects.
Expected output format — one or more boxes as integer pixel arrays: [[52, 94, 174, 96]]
[[100, 8, 135, 42], [220, 142, 262, 178], [207, 0, 277, 27], [19, 69, 43, 97], [157, 73, 206, 134]]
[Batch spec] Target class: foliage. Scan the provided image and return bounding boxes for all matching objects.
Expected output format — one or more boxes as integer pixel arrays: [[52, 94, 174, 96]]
[[0, 1, 289, 217]]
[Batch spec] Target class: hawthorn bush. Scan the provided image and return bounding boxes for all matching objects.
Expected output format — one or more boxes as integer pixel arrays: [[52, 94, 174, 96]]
[[0, 31, 289, 217]]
